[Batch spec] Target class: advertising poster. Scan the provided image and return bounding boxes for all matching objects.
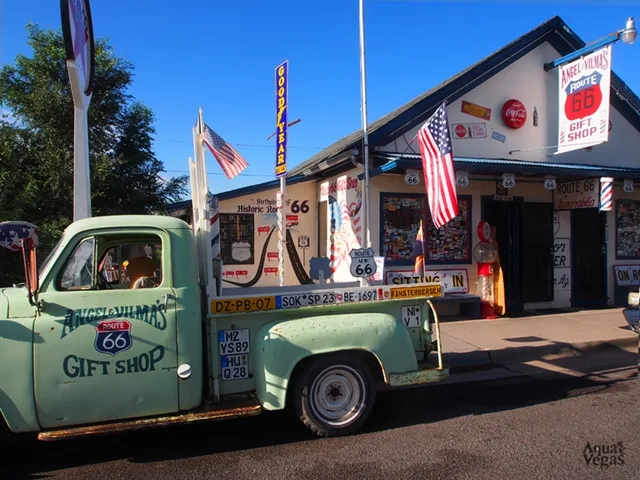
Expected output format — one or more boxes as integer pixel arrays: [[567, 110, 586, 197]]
[[557, 45, 611, 154]]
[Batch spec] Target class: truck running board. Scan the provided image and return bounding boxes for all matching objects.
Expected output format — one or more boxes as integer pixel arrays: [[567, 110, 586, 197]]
[[37, 398, 262, 441]]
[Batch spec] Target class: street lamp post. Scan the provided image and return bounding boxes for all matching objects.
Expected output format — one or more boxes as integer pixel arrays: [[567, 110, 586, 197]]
[[544, 17, 636, 71]]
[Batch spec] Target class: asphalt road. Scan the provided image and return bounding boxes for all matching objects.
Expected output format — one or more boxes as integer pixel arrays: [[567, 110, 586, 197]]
[[4, 370, 638, 480]]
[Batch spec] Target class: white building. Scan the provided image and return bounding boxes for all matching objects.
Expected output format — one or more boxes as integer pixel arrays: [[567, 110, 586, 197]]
[[168, 16, 640, 317]]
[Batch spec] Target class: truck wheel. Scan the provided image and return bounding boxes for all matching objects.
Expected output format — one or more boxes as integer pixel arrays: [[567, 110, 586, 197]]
[[293, 353, 376, 437]]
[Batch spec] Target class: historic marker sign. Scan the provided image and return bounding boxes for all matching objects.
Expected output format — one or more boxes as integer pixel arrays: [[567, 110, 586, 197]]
[[61, 0, 95, 97], [556, 45, 611, 154]]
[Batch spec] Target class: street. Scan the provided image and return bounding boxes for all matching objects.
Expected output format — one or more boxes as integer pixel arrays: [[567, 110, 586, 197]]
[[5, 367, 637, 480]]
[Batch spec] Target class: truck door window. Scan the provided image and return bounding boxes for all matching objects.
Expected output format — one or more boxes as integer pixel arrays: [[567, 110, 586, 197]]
[[98, 238, 163, 289], [59, 237, 95, 291]]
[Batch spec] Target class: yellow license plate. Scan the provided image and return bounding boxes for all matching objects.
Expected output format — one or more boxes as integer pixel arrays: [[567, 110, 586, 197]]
[[389, 285, 442, 299], [211, 296, 276, 314]]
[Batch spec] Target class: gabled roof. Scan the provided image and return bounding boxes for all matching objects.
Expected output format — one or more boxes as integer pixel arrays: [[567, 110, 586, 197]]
[[166, 15, 640, 210], [288, 15, 640, 177]]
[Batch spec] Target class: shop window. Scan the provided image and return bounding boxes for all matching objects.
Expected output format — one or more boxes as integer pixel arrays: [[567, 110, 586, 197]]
[[615, 199, 640, 259], [380, 193, 471, 265], [220, 213, 255, 265]]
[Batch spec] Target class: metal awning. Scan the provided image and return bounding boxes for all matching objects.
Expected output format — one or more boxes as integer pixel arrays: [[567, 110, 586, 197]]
[[362, 153, 640, 181]]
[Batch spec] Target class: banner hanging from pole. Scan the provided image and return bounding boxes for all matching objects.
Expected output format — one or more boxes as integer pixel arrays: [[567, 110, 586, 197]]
[[275, 60, 288, 177], [556, 45, 611, 155]]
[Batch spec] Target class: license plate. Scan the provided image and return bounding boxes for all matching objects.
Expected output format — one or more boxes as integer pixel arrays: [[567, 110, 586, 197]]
[[218, 329, 250, 355], [221, 354, 249, 380], [401, 305, 421, 327], [276, 292, 336, 309], [336, 288, 379, 303], [389, 285, 441, 299], [211, 296, 276, 314]]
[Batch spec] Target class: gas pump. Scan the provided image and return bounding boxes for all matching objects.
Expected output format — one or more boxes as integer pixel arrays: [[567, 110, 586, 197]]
[[473, 221, 498, 319]]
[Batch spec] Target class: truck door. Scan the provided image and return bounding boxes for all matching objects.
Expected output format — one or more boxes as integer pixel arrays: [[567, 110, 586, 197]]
[[34, 229, 179, 429]]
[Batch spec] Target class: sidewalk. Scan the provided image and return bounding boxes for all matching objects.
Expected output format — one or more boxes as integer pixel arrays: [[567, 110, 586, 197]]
[[434, 307, 638, 383]]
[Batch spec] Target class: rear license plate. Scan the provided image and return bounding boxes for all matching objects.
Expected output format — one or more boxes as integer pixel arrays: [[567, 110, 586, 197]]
[[211, 296, 276, 314]]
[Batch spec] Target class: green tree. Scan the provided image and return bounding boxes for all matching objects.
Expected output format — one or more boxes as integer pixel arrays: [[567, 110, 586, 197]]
[[0, 24, 187, 286]]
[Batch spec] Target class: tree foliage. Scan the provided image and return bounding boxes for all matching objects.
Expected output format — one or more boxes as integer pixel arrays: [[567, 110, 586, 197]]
[[0, 24, 187, 285]]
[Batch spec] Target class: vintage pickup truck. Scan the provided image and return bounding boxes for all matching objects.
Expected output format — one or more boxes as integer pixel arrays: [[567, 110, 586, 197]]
[[0, 213, 448, 441]]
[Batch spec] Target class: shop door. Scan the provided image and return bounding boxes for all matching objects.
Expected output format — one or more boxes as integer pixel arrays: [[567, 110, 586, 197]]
[[572, 208, 607, 306], [521, 202, 554, 303], [482, 198, 523, 313]]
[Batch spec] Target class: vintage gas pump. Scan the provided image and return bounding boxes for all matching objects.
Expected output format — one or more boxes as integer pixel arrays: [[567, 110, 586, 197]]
[[473, 221, 498, 319]]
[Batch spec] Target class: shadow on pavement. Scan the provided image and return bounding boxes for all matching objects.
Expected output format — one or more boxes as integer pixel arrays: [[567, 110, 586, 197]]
[[4, 342, 637, 479]]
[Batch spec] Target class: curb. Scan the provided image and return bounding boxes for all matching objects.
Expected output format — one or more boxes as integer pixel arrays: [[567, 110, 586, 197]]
[[445, 336, 637, 372]]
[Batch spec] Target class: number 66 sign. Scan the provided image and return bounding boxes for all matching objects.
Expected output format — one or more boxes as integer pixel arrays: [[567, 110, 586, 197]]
[[349, 248, 377, 278], [95, 320, 133, 356]]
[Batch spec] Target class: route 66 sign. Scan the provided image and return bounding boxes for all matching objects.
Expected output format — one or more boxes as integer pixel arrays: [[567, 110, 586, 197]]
[[349, 248, 376, 278], [544, 175, 557, 190], [502, 173, 516, 189], [95, 320, 132, 356], [456, 171, 470, 187], [623, 179, 634, 194], [405, 170, 420, 186]]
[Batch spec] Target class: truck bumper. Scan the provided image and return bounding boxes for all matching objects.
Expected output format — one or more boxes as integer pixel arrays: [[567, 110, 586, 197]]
[[388, 366, 450, 387]]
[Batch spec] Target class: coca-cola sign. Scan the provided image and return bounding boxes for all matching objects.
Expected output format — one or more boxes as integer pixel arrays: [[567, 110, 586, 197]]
[[501, 99, 527, 129]]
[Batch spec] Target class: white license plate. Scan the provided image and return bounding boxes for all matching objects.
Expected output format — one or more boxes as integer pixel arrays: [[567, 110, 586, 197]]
[[218, 329, 250, 355], [401, 305, 421, 328], [336, 288, 379, 303], [277, 292, 336, 309], [221, 354, 249, 380]]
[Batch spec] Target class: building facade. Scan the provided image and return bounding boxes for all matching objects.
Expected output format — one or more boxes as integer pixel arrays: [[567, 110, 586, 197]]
[[168, 16, 640, 316]]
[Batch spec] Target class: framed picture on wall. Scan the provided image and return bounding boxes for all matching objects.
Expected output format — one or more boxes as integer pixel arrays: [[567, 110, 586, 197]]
[[380, 193, 472, 265], [615, 199, 640, 260], [220, 213, 255, 265]]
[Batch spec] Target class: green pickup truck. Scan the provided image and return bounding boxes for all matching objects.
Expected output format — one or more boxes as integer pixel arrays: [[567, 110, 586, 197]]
[[0, 214, 448, 441]]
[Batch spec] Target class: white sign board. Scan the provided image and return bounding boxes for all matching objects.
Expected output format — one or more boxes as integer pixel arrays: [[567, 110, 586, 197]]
[[349, 248, 376, 278], [553, 238, 571, 268], [386, 269, 469, 294], [557, 45, 611, 154], [554, 179, 599, 210], [554, 269, 571, 291], [613, 265, 640, 287], [456, 171, 470, 188]]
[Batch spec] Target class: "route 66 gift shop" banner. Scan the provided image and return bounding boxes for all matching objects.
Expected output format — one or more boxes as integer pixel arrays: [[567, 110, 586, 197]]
[[557, 45, 611, 155]]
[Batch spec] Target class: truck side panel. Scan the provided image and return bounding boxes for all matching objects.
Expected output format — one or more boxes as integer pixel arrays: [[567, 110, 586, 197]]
[[169, 228, 204, 411], [0, 288, 39, 432], [253, 312, 419, 410]]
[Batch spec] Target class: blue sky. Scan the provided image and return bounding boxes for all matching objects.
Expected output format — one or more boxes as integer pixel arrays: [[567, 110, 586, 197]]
[[2, 0, 639, 198]]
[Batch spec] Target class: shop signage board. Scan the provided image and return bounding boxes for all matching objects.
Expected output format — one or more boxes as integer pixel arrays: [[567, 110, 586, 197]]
[[556, 45, 611, 155], [553, 179, 599, 210], [613, 265, 640, 287], [386, 269, 469, 294]]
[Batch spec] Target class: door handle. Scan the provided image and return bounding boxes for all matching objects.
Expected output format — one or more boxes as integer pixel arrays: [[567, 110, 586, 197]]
[[162, 293, 173, 310]]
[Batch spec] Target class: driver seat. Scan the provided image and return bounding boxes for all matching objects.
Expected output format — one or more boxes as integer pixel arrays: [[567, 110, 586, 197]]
[[126, 256, 159, 289]]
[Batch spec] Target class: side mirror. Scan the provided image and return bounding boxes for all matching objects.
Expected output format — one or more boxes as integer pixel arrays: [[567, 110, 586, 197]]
[[21, 238, 39, 307], [628, 291, 639, 307]]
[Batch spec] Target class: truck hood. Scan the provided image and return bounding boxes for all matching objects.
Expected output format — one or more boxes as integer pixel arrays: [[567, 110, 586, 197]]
[[0, 286, 34, 319]]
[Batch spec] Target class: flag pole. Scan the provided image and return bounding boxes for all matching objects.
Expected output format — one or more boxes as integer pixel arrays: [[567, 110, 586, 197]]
[[358, 0, 371, 287], [275, 61, 289, 287]]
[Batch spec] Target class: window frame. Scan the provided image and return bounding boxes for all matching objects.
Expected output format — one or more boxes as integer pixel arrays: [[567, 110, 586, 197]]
[[45, 228, 171, 293], [219, 213, 256, 266], [379, 192, 473, 267]]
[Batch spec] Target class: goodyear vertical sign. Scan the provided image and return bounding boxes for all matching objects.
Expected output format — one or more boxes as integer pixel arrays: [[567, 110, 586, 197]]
[[275, 60, 288, 177]]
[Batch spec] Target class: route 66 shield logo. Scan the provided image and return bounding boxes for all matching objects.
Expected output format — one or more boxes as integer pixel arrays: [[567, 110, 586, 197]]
[[564, 72, 603, 121], [95, 320, 132, 356]]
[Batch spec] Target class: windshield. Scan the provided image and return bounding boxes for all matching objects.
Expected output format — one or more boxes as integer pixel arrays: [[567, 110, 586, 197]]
[[38, 235, 64, 279]]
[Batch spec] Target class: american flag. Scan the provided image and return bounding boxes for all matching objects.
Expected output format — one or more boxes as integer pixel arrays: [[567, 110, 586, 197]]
[[0, 221, 39, 252], [417, 102, 459, 229], [202, 123, 249, 179]]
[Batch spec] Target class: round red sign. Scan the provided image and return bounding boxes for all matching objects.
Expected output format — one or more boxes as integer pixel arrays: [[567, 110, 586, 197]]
[[455, 124, 467, 138], [502, 99, 527, 129]]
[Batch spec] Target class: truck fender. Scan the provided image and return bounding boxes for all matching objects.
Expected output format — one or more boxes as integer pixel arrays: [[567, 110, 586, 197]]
[[253, 312, 418, 410]]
